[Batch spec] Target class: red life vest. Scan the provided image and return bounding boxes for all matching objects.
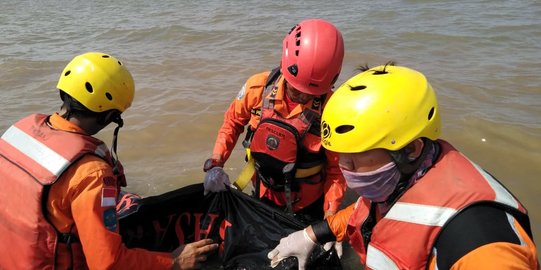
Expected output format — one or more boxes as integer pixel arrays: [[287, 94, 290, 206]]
[[0, 114, 124, 270], [346, 140, 530, 269], [248, 71, 326, 193]]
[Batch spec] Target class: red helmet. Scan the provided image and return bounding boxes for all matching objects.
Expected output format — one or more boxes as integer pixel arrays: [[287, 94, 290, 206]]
[[281, 19, 344, 96]]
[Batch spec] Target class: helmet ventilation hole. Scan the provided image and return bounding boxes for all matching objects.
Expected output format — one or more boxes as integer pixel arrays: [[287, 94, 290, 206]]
[[85, 82, 93, 93], [372, 70, 388, 75], [105, 92, 113, 101], [428, 107, 435, 120], [373, 62, 395, 75], [64, 70, 71, 76], [102, 55, 110, 58], [288, 25, 296, 34], [350, 85, 366, 91], [336, 125, 354, 134], [118, 61, 122, 66]]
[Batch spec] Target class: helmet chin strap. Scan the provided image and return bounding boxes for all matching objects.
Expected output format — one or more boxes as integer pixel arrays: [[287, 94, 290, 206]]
[[110, 115, 124, 176]]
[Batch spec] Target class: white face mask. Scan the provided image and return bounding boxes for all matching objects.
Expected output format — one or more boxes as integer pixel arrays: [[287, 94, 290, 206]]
[[340, 162, 402, 202]]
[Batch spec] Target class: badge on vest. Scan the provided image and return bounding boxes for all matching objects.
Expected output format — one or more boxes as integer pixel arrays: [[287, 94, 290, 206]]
[[266, 135, 280, 150]]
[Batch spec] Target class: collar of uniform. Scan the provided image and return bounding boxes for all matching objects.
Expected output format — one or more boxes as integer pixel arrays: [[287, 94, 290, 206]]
[[266, 76, 286, 114], [49, 113, 88, 135], [269, 76, 286, 101], [270, 77, 311, 118]]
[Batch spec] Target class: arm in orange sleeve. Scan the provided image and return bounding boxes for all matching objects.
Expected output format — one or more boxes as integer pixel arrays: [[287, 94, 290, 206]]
[[212, 71, 269, 163], [311, 203, 355, 244], [69, 158, 172, 270], [428, 204, 539, 270], [445, 241, 539, 270], [325, 203, 355, 242], [322, 149, 347, 214]]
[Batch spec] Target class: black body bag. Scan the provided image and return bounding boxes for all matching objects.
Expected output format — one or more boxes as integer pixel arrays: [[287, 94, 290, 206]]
[[118, 183, 341, 269]]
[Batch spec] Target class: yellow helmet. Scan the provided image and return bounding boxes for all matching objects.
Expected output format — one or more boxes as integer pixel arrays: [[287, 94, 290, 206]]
[[57, 52, 134, 113], [321, 65, 441, 153]]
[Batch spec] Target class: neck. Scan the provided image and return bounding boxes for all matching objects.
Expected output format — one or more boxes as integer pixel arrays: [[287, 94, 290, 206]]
[[283, 87, 299, 112], [57, 108, 102, 135]]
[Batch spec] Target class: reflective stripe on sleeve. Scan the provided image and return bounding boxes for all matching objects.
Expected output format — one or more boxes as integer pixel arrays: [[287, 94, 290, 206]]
[[506, 212, 525, 246], [1, 125, 69, 177]]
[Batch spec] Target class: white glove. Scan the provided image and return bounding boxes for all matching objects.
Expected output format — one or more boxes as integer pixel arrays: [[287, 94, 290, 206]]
[[203, 167, 231, 195], [323, 241, 343, 258], [267, 229, 316, 270]]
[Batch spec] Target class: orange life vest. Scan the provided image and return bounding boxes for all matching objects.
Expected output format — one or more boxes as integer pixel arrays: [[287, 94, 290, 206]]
[[246, 70, 326, 211], [346, 140, 531, 269], [0, 114, 124, 270]]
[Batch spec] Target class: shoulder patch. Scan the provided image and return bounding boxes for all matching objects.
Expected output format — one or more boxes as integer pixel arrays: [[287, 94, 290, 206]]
[[101, 187, 117, 207], [103, 207, 118, 232], [236, 83, 246, 100], [102, 176, 116, 187]]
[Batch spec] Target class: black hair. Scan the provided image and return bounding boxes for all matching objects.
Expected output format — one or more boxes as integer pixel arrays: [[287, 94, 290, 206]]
[[59, 91, 120, 125], [356, 61, 397, 73]]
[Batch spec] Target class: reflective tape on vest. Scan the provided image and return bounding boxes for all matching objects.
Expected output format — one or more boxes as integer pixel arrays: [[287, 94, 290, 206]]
[[366, 245, 399, 270], [385, 202, 457, 227], [471, 162, 519, 209], [2, 125, 70, 177], [383, 163, 519, 228], [95, 143, 108, 159]]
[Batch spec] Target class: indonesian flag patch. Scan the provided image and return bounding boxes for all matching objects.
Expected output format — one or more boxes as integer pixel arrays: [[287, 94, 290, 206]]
[[101, 187, 117, 207]]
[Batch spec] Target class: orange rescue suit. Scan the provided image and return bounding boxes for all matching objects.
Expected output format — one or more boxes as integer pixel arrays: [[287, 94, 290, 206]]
[[0, 113, 172, 269], [212, 71, 346, 213]]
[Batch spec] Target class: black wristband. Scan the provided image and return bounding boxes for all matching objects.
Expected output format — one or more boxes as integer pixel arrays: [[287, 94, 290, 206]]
[[312, 220, 336, 244]]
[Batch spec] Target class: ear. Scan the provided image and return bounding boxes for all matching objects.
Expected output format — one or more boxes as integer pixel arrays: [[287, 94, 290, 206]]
[[407, 139, 425, 160]]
